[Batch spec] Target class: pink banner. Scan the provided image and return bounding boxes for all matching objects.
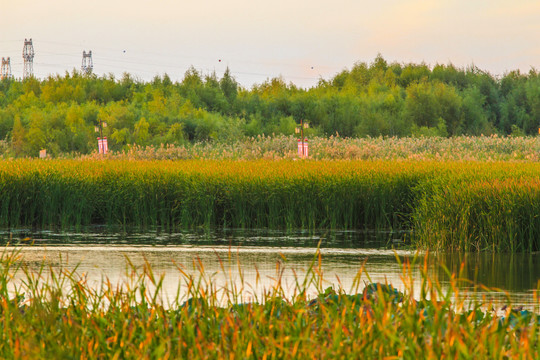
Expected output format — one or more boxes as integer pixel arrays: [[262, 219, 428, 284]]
[[97, 137, 109, 154], [297, 139, 308, 157]]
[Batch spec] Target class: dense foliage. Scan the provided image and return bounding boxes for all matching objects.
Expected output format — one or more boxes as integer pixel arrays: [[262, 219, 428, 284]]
[[2, 55, 540, 156]]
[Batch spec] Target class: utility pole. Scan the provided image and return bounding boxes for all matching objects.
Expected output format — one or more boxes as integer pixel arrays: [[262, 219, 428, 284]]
[[0, 57, 11, 80], [81, 50, 93, 75], [22, 38, 35, 79]]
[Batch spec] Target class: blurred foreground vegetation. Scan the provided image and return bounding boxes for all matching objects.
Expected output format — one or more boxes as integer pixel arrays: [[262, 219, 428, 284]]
[[2, 55, 540, 157], [0, 249, 538, 359]]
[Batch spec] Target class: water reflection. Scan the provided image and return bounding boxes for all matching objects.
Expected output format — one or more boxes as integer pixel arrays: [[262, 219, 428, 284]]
[[428, 252, 540, 292], [1, 227, 401, 248], [2, 229, 539, 310], [14, 246, 414, 301]]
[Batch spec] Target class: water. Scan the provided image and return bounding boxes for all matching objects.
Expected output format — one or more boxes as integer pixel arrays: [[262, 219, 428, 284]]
[[2, 229, 539, 310]]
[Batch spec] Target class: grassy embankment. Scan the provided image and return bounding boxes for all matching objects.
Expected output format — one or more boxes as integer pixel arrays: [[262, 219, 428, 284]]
[[0, 249, 538, 359], [1, 159, 540, 252]]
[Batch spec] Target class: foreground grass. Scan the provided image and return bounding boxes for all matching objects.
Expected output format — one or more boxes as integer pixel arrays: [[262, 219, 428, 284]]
[[0, 249, 538, 359]]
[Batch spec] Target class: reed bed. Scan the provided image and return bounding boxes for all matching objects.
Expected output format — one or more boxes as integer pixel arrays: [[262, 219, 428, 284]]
[[0, 249, 538, 359], [0, 159, 431, 232], [63, 134, 540, 161], [2, 159, 540, 251], [413, 162, 540, 252]]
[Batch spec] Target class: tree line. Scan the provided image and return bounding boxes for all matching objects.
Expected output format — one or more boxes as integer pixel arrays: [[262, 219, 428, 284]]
[[1, 54, 540, 156]]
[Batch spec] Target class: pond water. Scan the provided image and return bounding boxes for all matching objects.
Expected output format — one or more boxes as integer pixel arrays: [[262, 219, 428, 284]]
[[1, 229, 539, 311]]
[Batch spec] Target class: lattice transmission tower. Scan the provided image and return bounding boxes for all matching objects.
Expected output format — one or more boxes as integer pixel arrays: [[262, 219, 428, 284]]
[[82, 50, 93, 75], [22, 38, 35, 79], [0, 57, 12, 80]]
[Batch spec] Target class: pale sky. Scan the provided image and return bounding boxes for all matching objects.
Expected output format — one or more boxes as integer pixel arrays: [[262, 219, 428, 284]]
[[2, 0, 540, 88]]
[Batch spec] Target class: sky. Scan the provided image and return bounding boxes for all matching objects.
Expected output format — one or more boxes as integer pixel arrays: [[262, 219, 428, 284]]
[[2, 0, 540, 89]]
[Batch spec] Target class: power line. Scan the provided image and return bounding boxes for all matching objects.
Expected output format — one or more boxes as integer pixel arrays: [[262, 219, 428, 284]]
[[3, 38, 334, 87]]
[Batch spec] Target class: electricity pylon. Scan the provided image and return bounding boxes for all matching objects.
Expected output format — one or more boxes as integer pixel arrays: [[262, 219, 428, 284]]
[[22, 38, 35, 79], [82, 50, 93, 75], [0, 57, 12, 80]]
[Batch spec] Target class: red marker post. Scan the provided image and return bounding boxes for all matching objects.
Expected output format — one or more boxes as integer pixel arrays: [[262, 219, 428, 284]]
[[295, 119, 309, 158], [95, 119, 108, 155], [97, 137, 108, 154], [297, 138, 308, 157]]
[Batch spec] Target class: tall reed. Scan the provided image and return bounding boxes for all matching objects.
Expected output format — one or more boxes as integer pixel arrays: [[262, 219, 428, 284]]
[[3, 159, 540, 251], [0, 159, 432, 232], [413, 162, 540, 252]]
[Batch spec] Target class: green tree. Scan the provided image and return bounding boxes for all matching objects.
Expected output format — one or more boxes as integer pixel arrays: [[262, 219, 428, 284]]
[[220, 67, 238, 105], [134, 117, 150, 145], [403, 81, 439, 128], [11, 116, 26, 156], [461, 87, 491, 135]]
